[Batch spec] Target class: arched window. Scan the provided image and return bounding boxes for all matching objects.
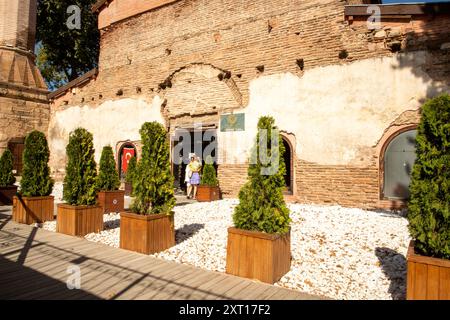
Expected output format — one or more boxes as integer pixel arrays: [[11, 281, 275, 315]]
[[281, 136, 293, 194], [383, 129, 417, 199]]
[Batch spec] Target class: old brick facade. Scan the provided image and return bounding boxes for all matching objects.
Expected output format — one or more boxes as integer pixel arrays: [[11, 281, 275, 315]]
[[48, 0, 450, 209], [0, 0, 49, 173]]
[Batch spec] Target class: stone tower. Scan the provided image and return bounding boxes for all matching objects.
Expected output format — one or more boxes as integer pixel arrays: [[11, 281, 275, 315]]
[[0, 0, 49, 174]]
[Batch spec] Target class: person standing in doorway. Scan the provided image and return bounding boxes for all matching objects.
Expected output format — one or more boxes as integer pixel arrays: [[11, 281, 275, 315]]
[[185, 153, 194, 199], [188, 155, 202, 200]]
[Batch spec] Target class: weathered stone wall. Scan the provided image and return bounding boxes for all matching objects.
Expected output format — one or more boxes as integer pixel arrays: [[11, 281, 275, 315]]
[[49, 0, 450, 208], [0, 89, 49, 153]]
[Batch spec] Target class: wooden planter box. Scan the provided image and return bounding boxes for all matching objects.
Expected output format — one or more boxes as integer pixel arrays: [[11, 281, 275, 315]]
[[97, 190, 125, 213], [12, 195, 54, 224], [407, 241, 450, 300], [120, 211, 175, 254], [226, 227, 291, 284], [124, 182, 132, 196], [57, 203, 103, 236], [0, 185, 18, 205], [197, 185, 220, 202]]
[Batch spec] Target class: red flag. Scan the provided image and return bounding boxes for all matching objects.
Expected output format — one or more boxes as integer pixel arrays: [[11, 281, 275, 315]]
[[121, 147, 135, 173]]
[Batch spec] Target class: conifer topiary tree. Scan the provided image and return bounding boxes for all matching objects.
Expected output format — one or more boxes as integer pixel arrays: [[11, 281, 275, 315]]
[[63, 128, 98, 206], [0, 150, 16, 187], [125, 156, 137, 184], [408, 94, 450, 260], [97, 146, 120, 191], [131, 122, 175, 214], [233, 116, 290, 234], [201, 156, 218, 187], [20, 130, 54, 197]]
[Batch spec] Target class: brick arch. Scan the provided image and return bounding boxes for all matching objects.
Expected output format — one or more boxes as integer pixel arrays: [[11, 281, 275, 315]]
[[376, 109, 420, 208], [158, 63, 243, 122]]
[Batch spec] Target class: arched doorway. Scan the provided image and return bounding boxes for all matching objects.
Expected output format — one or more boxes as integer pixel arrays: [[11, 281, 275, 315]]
[[8, 137, 25, 176], [118, 143, 137, 180], [382, 129, 417, 199], [282, 137, 293, 194]]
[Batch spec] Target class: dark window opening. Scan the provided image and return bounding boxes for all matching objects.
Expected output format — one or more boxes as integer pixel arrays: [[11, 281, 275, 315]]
[[118, 143, 137, 180], [282, 137, 292, 194]]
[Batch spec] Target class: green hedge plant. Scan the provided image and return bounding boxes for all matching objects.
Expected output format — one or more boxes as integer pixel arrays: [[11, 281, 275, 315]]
[[131, 122, 175, 214], [97, 146, 120, 191], [63, 128, 98, 206], [233, 116, 290, 234], [0, 149, 16, 187], [20, 130, 54, 197], [125, 156, 137, 184], [408, 94, 450, 260], [201, 156, 218, 187]]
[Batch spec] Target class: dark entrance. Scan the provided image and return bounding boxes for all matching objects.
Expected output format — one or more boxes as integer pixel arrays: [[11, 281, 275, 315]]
[[8, 138, 25, 176], [118, 143, 137, 180], [282, 137, 292, 193], [172, 128, 217, 193]]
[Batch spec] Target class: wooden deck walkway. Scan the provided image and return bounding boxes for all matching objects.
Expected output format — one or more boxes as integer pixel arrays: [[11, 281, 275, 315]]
[[0, 209, 320, 300]]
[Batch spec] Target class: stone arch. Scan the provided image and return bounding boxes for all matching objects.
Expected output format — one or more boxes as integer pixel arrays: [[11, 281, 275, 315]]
[[158, 63, 243, 124], [376, 109, 420, 204]]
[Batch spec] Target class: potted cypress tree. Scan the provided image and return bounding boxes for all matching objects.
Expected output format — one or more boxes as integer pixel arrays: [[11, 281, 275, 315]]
[[226, 116, 291, 284], [0, 149, 17, 205], [97, 146, 124, 213], [124, 156, 137, 196], [406, 94, 450, 300], [120, 121, 176, 254], [12, 131, 54, 224], [197, 156, 220, 202], [57, 128, 103, 236]]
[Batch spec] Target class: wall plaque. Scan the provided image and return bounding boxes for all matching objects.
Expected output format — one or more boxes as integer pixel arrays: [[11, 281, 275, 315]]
[[220, 113, 245, 132]]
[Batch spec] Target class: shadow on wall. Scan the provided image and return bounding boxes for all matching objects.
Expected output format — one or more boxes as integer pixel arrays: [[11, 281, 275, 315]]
[[375, 247, 407, 300]]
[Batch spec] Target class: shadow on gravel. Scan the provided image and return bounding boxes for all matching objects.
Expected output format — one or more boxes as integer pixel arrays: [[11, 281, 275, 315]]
[[175, 223, 204, 244], [104, 218, 120, 230], [375, 247, 407, 300]]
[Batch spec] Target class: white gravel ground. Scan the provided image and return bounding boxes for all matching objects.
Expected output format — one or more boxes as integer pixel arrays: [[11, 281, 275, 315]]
[[61, 199, 411, 300], [37, 182, 411, 300]]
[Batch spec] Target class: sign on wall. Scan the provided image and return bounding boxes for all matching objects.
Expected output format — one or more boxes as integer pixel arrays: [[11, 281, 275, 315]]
[[220, 113, 245, 132]]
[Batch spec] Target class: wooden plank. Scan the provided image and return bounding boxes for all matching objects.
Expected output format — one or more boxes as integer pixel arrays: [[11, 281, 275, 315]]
[[426, 265, 440, 300], [414, 263, 428, 300], [0, 217, 320, 300], [406, 261, 415, 300], [439, 266, 450, 300]]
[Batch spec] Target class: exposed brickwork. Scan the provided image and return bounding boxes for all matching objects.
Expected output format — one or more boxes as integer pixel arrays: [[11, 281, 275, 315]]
[[0, 0, 49, 164], [49, 0, 450, 208], [217, 164, 248, 198]]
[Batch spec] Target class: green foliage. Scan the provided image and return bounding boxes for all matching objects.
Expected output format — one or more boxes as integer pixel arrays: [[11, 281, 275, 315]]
[[36, 0, 99, 85], [20, 131, 54, 197], [201, 156, 218, 187], [0, 150, 16, 187], [125, 156, 137, 184], [131, 122, 176, 215], [408, 94, 450, 260], [96, 146, 120, 191], [233, 116, 290, 234], [63, 128, 98, 205]]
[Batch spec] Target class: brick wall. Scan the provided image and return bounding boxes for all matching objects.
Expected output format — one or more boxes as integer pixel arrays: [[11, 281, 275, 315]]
[[50, 0, 450, 208]]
